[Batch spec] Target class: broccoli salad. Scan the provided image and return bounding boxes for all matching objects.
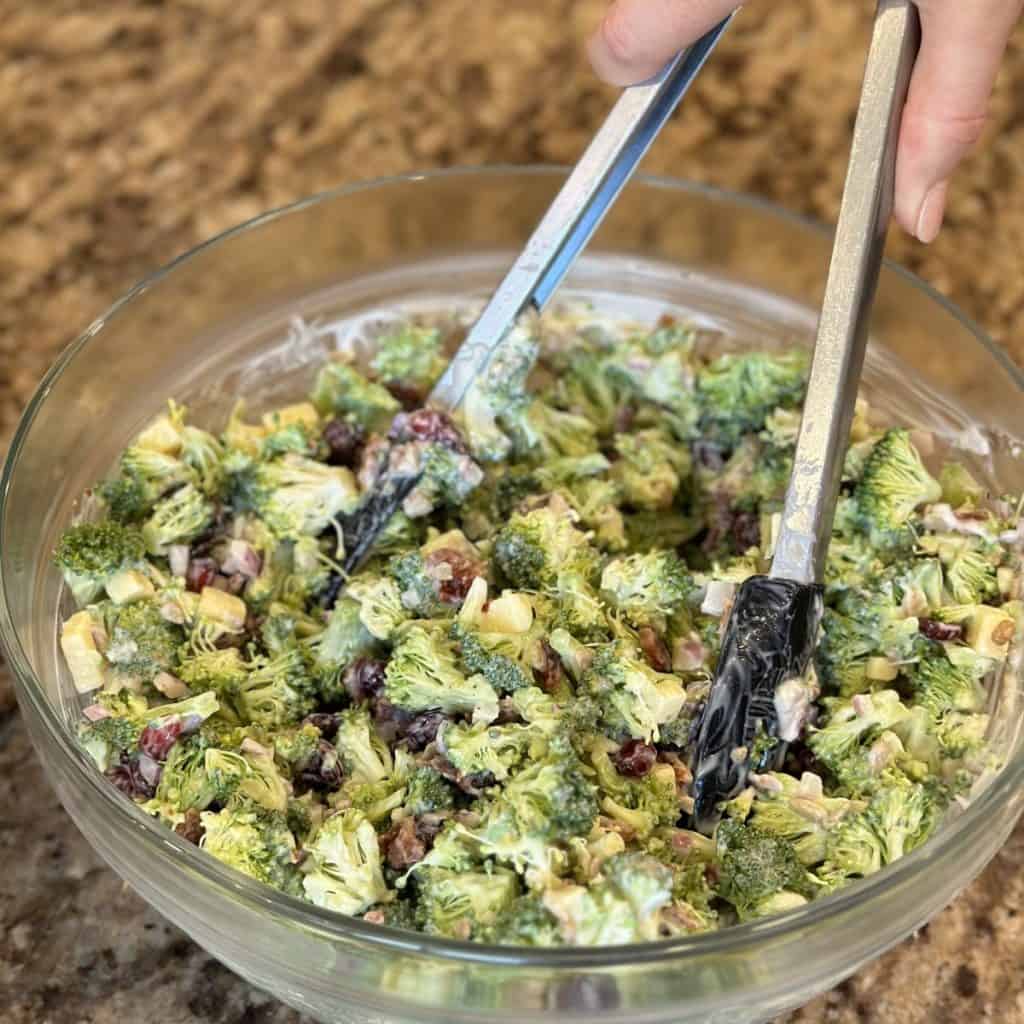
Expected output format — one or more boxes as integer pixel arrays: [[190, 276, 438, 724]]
[[56, 307, 1023, 945]]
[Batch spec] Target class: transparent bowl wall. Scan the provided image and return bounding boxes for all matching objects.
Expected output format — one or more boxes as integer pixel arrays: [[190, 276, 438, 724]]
[[3, 168, 1024, 1024]]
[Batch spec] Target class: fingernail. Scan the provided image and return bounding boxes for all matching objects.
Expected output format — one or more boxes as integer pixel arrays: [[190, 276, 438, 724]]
[[915, 181, 948, 244]]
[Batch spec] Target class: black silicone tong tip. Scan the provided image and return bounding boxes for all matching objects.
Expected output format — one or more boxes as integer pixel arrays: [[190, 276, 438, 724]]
[[689, 575, 823, 833]]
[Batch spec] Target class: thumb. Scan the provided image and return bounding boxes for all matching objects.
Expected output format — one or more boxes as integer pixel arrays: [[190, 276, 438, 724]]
[[588, 0, 743, 86]]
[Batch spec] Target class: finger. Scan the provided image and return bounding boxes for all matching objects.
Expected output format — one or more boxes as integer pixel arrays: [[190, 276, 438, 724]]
[[588, 0, 741, 86], [894, 0, 1023, 242]]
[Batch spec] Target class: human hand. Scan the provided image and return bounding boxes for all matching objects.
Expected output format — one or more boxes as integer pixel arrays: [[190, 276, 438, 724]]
[[588, 1, 1023, 242]]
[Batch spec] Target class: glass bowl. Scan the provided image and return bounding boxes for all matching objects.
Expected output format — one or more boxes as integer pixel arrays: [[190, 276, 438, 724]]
[[2, 168, 1024, 1024]]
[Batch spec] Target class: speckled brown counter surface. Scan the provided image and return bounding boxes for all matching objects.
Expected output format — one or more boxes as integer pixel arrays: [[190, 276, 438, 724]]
[[2, 2, 1024, 1021]]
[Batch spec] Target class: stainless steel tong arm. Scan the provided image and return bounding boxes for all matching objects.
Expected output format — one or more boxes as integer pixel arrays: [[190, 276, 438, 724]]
[[429, 15, 734, 414]]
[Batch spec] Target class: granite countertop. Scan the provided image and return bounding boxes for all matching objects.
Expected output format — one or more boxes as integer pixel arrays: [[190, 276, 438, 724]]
[[3, 2, 1024, 1021]]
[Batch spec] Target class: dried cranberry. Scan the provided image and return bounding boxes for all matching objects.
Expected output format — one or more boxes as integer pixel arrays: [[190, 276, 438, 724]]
[[730, 511, 761, 552], [402, 710, 445, 752], [344, 658, 387, 703], [637, 626, 672, 673], [383, 817, 427, 871], [106, 754, 159, 800], [535, 640, 565, 693], [139, 718, 183, 762], [174, 809, 205, 845], [304, 712, 343, 741], [613, 739, 657, 777], [295, 740, 344, 794], [322, 419, 364, 467], [424, 548, 483, 605], [373, 698, 416, 745], [389, 409, 467, 453], [186, 557, 219, 593], [919, 618, 964, 642]]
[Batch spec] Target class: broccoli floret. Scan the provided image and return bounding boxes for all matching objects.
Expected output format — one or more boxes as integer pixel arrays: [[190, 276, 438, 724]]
[[454, 753, 599, 886], [404, 766, 458, 817], [696, 350, 809, 449], [301, 809, 393, 915], [542, 852, 675, 945], [180, 424, 226, 497], [485, 894, 564, 946], [98, 474, 150, 525], [611, 429, 691, 510], [553, 349, 629, 436], [54, 521, 148, 606], [415, 867, 520, 939], [604, 324, 698, 427], [383, 626, 500, 722], [817, 776, 937, 888], [907, 650, 986, 719], [450, 622, 532, 694], [938, 462, 985, 509], [854, 430, 942, 544], [152, 737, 234, 813], [200, 798, 303, 895], [935, 711, 990, 760], [715, 818, 814, 920], [407, 443, 484, 516], [333, 707, 393, 784], [808, 690, 913, 790], [493, 502, 607, 641], [583, 642, 686, 743], [456, 324, 538, 462], [243, 454, 359, 539], [599, 551, 695, 630], [370, 324, 447, 398], [310, 361, 400, 432], [345, 574, 411, 642], [119, 446, 197, 505], [747, 771, 866, 866], [104, 599, 183, 682], [177, 648, 248, 702], [585, 737, 681, 837], [503, 399, 599, 460], [946, 549, 999, 605], [236, 647, 317, 728], [141, 484, 215, 556], [387, 551, 445, 617], [77, 714, 141, 772], [310, 599, 375, 703], [436, 720, 537, 782]]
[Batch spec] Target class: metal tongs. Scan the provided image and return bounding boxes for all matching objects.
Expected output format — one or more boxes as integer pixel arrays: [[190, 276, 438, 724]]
[[690, 0, 921, 830], [325, 16, 734, 597]]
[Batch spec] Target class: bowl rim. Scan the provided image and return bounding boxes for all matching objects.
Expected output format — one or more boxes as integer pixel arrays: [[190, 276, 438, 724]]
[[2, 164, 1022, 970]]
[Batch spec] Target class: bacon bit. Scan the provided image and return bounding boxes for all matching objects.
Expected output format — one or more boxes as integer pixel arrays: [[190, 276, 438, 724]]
[[659, 750, 693, 787], [613, 739, 657, 777], [535, 640, 566, 693], [82, 704, 111, 722], [153, 672, 189, 700], [637, 626, 672, 672], [423, 547, 483, 604], [363, 909, 387, 925], [389, 409, 468, 453], [383, 817, 427, 871], [919, 618, 964, 642], [174, 809, 205, 845]]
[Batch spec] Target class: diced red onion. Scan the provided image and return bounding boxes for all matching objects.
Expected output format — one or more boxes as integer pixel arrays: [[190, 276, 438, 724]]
[[82, 704, 111, 722], [220, 539, 262, 579]]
